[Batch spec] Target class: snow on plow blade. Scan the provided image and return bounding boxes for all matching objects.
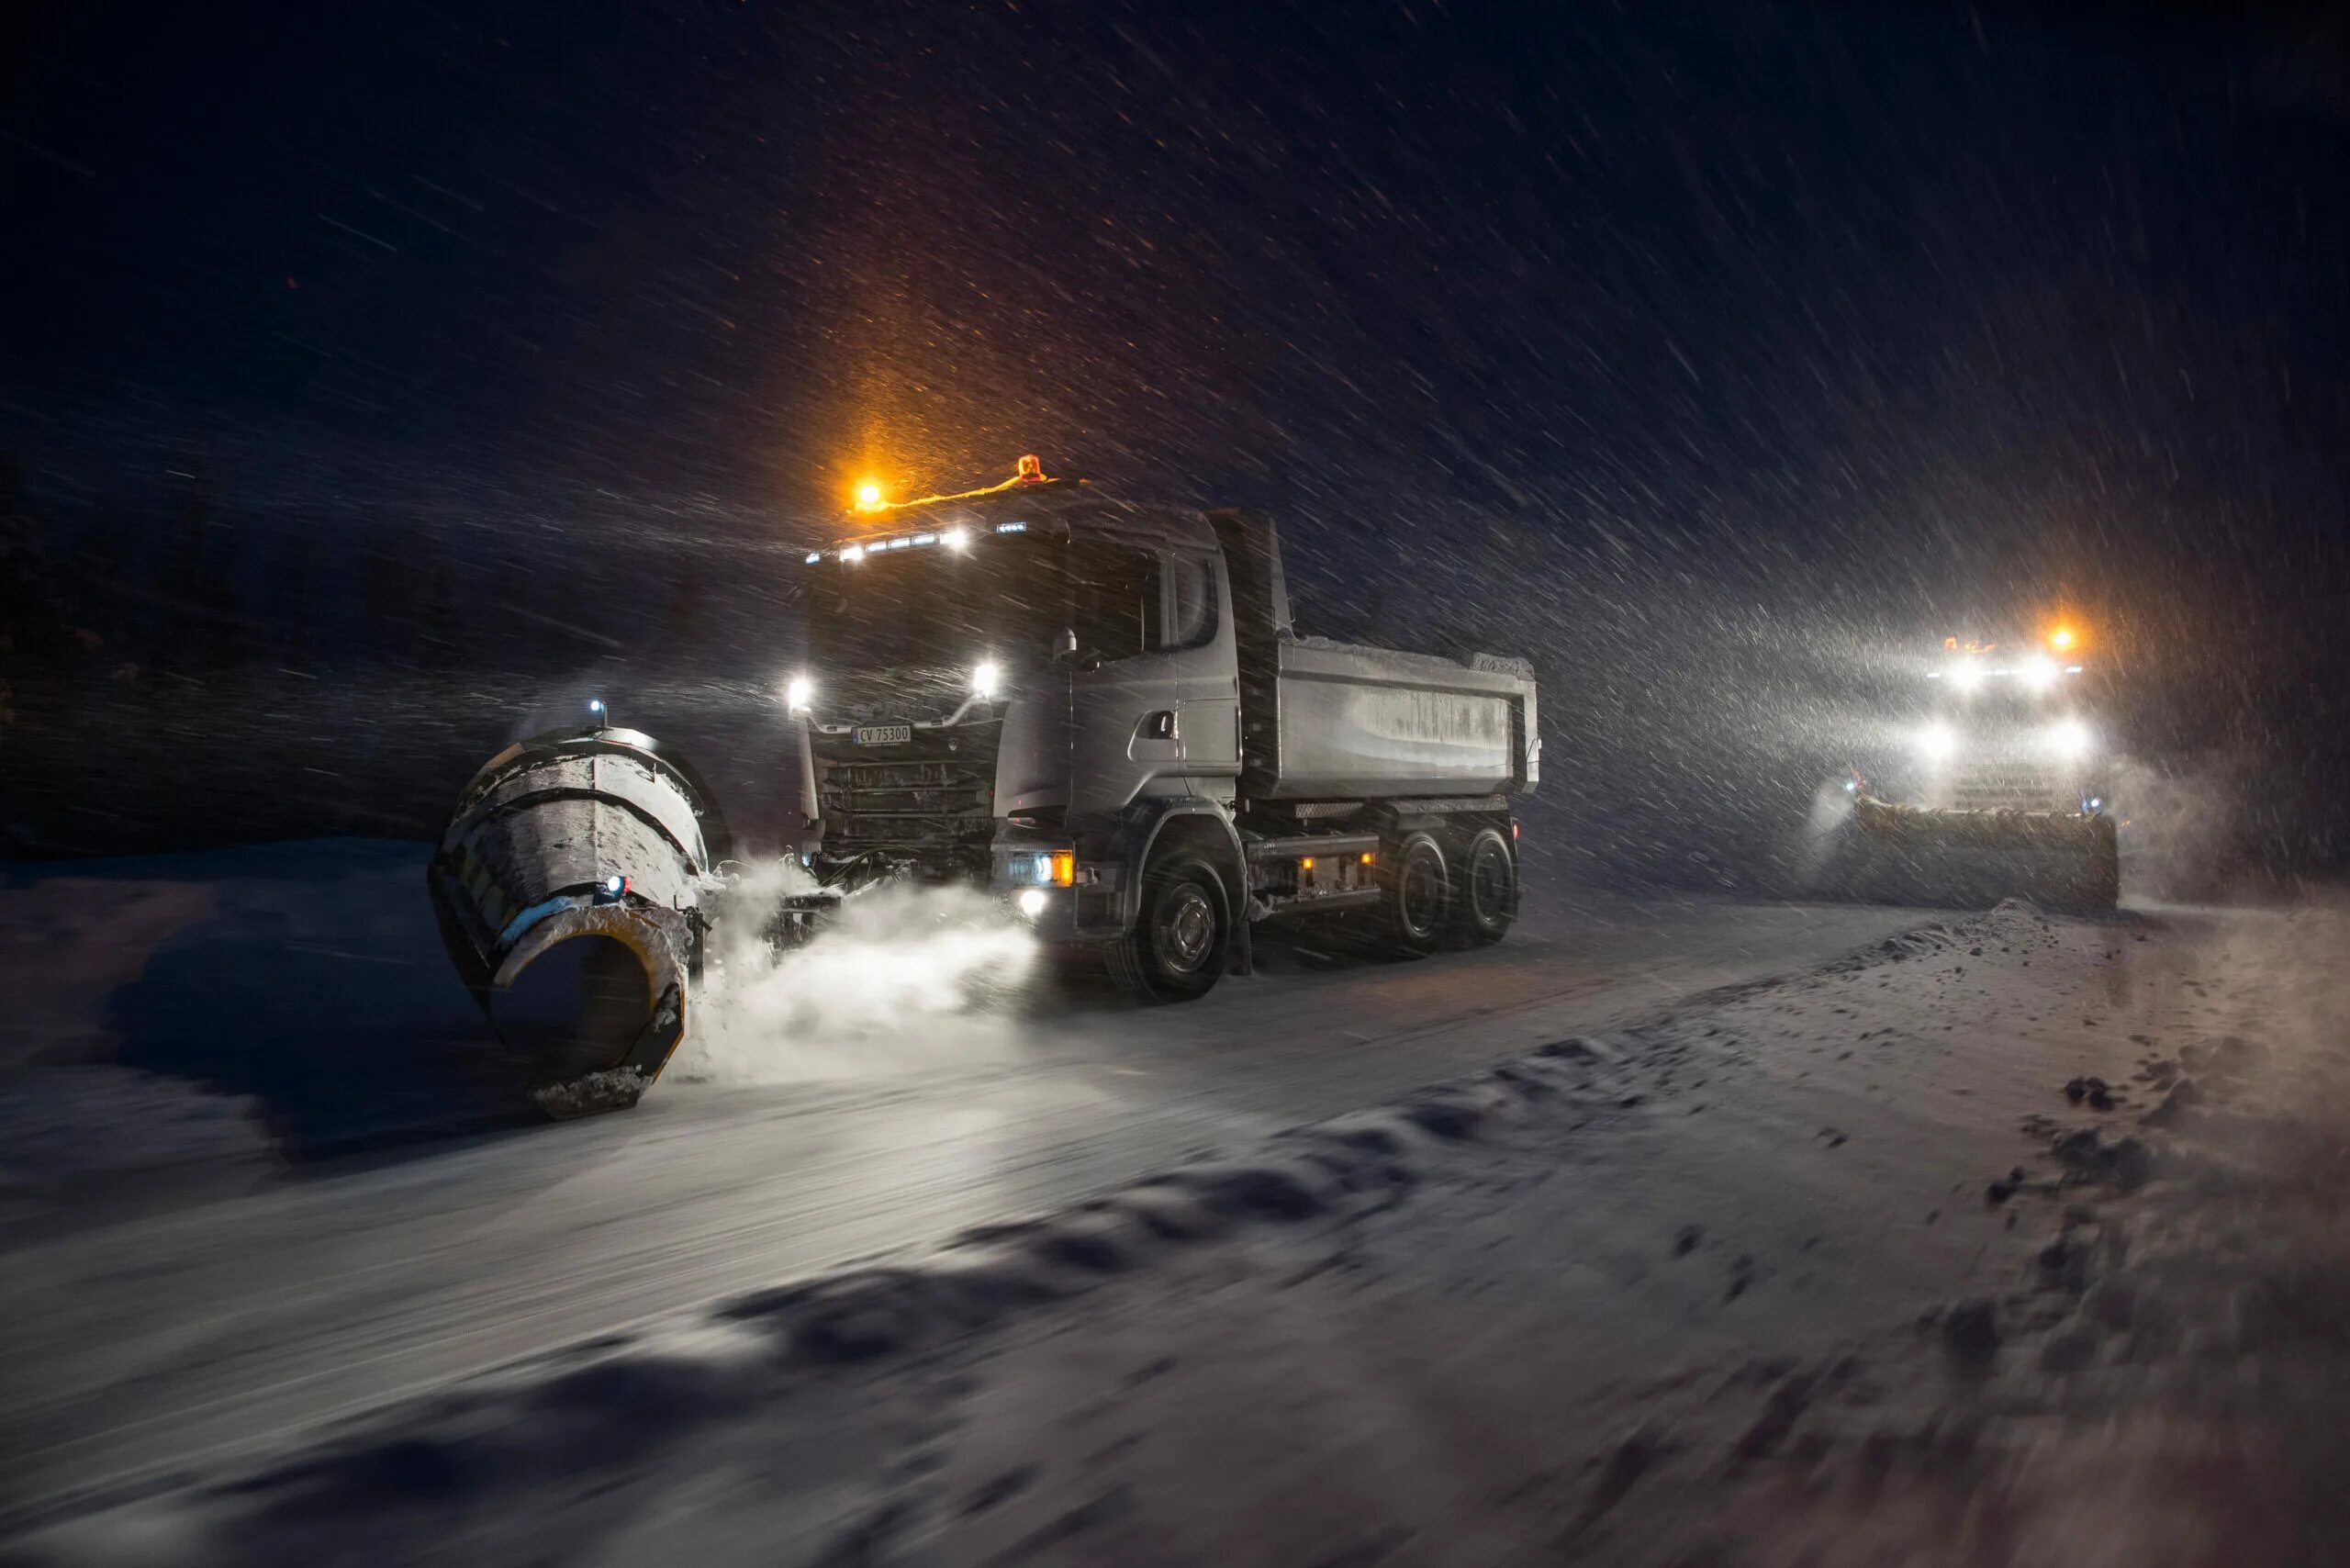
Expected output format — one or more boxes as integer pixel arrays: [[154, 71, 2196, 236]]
[[428, 727, 729, 1116], [1841, 795, 2120, 911]]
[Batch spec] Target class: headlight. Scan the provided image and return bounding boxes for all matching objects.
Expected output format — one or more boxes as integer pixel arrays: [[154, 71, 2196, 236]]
[[1945, 661, 1984, 694], [972, 660, 1001, 700], [1917, 722, 1959, 762], [786, 676, 813, 712], [1015, 889, 1048, 918], [2020, 655, 2059, 693], [1005, 850, 1075, 887], [2046, 719, 2093, 758]]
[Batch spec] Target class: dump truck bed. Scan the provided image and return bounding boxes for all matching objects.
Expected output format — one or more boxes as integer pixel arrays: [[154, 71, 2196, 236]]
[[1251, 635, 1539, 801]]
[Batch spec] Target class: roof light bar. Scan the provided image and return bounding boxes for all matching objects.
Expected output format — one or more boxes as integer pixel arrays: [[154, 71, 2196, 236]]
[[824, 517, 1039, 557]]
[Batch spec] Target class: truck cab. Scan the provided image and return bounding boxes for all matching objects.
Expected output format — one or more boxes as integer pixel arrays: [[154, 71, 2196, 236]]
[[1886, 635, 2107, 817]]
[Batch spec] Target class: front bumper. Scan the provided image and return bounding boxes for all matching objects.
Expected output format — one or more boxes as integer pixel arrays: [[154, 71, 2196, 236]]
[[991, 841, 1131, 941]]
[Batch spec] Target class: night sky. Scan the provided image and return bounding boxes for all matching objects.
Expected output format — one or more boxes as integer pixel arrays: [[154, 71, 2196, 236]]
[[4, 1, 2345, 875]]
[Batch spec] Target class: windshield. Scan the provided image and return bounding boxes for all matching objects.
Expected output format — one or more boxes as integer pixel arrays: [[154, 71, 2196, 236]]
[[1930, 680, 2087, 724], [808, 531, 1067, 673]]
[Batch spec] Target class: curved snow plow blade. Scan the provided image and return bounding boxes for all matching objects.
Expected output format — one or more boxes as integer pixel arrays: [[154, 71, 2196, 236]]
[[428, 727, 729, 1116], [1838, 795, 2119, 912]]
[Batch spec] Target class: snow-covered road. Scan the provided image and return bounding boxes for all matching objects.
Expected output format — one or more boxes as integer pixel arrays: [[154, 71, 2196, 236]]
[[0, 843, 1936, 1528], [15, 878, 2344, 1566]]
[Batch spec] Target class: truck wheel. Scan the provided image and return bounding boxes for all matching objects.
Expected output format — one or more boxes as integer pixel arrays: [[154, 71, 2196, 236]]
[[1108, 851, 1230, 1003], [1452, 827, 1516, 945], [1375, 831, 1450, 958]]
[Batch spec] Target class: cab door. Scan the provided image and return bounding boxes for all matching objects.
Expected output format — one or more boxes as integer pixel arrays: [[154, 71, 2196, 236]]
[[1064, 539, 1190, 815], [1168, 549, 1240, 785]]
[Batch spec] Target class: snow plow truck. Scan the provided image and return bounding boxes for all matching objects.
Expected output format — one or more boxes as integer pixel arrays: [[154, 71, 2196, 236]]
[[1814, 625, 2120, 913], [428, 460, 1540, 1114]]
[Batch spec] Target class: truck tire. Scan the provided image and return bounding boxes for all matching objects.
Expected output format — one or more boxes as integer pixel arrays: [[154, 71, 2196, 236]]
[[1451, 826, 1516, 945], [1374, 830, 1451, 958], [1108, 850, 1231, 1003]]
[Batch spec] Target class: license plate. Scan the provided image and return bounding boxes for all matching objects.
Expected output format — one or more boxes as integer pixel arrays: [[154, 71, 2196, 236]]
[[854, 724, 912, 746]]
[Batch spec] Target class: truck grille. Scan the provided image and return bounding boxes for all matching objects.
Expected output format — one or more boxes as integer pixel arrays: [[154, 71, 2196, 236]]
[[817, 756, 995, 849]]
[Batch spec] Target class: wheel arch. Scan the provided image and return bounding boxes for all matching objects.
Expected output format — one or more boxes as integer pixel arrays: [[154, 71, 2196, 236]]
[[1125, 800, 1252, 974]]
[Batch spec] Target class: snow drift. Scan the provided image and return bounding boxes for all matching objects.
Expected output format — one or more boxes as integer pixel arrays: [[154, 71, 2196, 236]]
[[14, 894, 2349, 1566]]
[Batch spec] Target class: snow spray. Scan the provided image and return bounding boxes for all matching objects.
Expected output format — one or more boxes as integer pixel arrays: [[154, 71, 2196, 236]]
[[674, 859, 1041, 1083]]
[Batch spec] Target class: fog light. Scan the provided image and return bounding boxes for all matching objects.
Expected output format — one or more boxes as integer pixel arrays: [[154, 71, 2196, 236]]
[[1016, 888, 1047, 918]]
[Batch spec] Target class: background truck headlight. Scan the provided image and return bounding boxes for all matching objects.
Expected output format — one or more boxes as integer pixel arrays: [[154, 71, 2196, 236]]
[[2046, 718, 2093, 758], [1917, 722, 1959, 762], [1015, 889, 1048, 918]]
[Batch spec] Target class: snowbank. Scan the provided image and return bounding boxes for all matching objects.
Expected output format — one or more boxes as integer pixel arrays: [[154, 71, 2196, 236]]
[[13, 896, 2347, 1565], [0, 841, 498, 1192]]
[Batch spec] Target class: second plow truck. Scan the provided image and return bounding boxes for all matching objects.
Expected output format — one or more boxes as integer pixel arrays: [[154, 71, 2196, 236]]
[[429, 460, 1539, 1114], [1818, 625, 2120, 913]]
